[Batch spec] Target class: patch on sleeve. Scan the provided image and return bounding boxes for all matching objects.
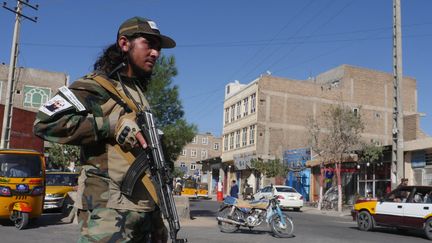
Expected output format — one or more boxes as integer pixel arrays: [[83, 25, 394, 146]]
[[58, 86, 86, 111], [39, 95, 72, 116]]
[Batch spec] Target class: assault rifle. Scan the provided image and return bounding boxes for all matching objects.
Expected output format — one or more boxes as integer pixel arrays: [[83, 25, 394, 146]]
[[105, 64, 186, 242], [121, 110, 186, 243]]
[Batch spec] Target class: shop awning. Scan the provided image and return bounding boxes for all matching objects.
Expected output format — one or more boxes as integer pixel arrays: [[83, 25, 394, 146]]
[[306, 153, 358, 168]]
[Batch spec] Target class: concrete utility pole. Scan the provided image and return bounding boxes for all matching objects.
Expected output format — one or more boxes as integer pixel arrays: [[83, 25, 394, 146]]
[[1, 0, 38, 148], [392, 0, 404, 189]]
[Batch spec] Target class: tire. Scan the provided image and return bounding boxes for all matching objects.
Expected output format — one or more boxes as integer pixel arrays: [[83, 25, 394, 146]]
[[271, 214, 294, 238], [293, 207, 301, 212], [14, 211, 29, 230], [217, 206, 241, 233], [357, 211, 375, 231], [424, 218, 432, 240]]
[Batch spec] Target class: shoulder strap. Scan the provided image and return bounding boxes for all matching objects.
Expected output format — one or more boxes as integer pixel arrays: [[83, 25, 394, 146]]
[[92, 75, 138, 112], [91, 75, 159, 205]]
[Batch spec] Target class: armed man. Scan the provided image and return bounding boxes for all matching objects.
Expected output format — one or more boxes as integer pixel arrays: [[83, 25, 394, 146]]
[[34, 16, 184, 242]]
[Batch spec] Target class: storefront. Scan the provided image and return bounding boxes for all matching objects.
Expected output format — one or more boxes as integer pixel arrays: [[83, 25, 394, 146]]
[[283, 148, 311, 201], [233, 152, 258, 197], [357, 161, 391, 199]]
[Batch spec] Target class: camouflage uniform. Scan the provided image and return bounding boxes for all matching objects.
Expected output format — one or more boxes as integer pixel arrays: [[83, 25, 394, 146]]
[[34, 72, 166, 242]]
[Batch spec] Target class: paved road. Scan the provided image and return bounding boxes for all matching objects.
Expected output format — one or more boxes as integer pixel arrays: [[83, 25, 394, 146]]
[[0, 199, 431, 243], [179, 199, 431, 243]]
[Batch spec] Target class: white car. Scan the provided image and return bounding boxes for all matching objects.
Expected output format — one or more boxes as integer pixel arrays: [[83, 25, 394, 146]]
[[254, 185, 304, 211]]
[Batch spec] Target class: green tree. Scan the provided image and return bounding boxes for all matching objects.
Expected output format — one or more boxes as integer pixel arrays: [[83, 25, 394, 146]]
[[171, 167, 185, 179], [360, 143, 384, 165], [251, 158, 288, 178], [47, 143, 80, 170], [146, 55, 197, 163]]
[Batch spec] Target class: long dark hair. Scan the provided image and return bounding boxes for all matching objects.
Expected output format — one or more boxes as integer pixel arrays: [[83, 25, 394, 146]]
[[93, 43, 124, 74]]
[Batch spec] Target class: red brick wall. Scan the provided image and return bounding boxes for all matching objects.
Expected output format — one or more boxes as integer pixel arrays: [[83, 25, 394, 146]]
[[0, 105, 44, 153]]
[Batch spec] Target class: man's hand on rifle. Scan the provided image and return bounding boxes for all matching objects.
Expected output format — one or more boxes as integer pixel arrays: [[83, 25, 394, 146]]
[[115, 112, 147, 150]]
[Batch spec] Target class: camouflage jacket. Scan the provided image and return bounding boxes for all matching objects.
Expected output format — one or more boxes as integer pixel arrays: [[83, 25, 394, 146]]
[[34, 72, 155, 212]]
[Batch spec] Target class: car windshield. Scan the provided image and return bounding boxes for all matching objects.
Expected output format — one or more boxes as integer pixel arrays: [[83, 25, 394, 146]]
[[46, 173, 78, 186], [184, 180, 197, 189], [275, 187, 297, 193], [0, 154, 42, 178]]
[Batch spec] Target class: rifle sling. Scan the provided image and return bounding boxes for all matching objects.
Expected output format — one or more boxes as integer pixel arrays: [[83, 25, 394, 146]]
[[92, 75, 159, 205]]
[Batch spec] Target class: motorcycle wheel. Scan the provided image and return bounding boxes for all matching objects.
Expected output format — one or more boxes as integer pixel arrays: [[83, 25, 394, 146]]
[[217, 206, 241, 233], [14, 211, 29, 230], [270, 213, 294, 238]]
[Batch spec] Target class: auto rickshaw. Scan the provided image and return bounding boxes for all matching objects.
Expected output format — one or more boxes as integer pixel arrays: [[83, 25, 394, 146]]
[[0, 149, 45, 229], [181, 179, 198, 198], [181, 179, 210, 199], [196, 182, 209, 199]]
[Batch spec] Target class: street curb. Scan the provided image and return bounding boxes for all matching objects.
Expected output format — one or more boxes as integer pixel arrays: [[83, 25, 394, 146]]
[[300, 206, 352, 218]]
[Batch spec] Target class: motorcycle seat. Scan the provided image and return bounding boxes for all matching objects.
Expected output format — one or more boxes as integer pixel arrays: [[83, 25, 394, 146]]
[[236, 198, 267, 209]]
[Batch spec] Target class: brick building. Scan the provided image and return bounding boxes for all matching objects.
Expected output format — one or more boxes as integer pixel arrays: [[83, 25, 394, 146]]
[[175, 132, 222, 184], [221, 64, 423, 201], [0, 64, 68, 152]]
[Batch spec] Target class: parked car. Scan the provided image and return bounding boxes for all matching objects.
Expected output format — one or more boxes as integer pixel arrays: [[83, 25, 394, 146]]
[[44, 171, 78, 212], [352, 185, 432, 240], [253, 185, 303, 211]]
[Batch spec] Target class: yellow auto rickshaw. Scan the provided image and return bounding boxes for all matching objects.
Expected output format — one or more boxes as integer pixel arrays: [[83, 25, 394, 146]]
[[181, 179, 209, 199], [196, 182, 209, 198], [181, 179, 198, 198], [0, 149, 45, 229]]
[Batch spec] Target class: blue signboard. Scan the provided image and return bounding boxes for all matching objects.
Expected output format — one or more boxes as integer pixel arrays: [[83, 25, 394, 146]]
[[283, 148, 311, 201]]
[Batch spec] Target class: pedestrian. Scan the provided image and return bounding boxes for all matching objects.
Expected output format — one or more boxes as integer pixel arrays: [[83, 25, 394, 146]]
[[230, 180, 239, 198], [34, 16, 175, 242], [175, 179, 183, 196]]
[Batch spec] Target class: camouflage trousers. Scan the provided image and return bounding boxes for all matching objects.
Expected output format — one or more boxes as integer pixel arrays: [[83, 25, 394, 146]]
[[77, 208, 167, 243]]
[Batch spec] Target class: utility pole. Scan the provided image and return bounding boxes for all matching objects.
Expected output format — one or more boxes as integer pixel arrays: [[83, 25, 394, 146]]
[[1, 0, 38, 148], [392, 0, 404, 189]]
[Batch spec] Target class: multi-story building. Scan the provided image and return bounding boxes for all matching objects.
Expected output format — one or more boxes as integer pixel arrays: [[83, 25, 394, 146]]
[[175, 132, 222, 182], [221, 64, 423, 201], [0, 64, 68, 152]]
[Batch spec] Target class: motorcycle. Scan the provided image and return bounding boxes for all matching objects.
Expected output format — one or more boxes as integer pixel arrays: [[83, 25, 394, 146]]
[[216, 195, 294, 238], [322, 186, 338, 210]]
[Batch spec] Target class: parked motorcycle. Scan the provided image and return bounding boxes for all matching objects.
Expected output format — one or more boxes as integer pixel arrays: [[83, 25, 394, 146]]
[[322, 186, 338, 210], [216, 195, 294, 238]]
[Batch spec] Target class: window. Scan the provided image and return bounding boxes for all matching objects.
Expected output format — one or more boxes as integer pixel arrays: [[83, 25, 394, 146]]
[[243, 97, 249, 116], [181, 149, 187, 156], [250, 93, 256, 113], [224, 108, 229, 124], [192, 137, 197, 144], [201, 150, 208, 159], [249, 125, 255, 144], [235, 130, 240, 148], [23, 85, 51, 108], [191, 149, 197, 157], [202, 137, 208, 145], [214, 142, 219, 150], [426, 152, 432, 166], [229, 132, 234, 149], [352, 108, 359, 117], [230, 105, 235, 122], [180, 162, 186, 168], [242, 127, 247, 146], [223, 135, 228, 151], [190, 163, 196, 170], [236, 101, 241, 119]]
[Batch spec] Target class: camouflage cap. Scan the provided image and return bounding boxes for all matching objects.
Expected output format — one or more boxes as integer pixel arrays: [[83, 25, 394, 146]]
[[117, 16, 176, 49]]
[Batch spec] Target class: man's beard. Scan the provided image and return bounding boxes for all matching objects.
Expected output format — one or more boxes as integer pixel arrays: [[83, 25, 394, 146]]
[[129, 57, 152, 81]]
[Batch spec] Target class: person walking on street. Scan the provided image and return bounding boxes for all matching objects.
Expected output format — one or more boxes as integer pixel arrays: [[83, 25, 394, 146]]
[[230, 180, 239, 198], [34, 16, 176, 242]]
